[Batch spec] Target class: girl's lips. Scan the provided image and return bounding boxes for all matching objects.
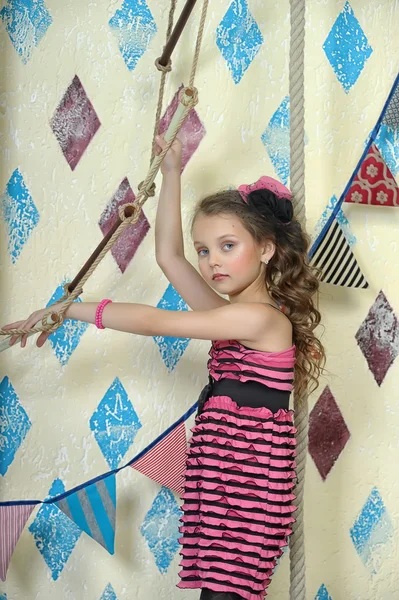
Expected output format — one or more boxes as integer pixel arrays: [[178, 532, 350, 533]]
[[212, 274, 228, 281]]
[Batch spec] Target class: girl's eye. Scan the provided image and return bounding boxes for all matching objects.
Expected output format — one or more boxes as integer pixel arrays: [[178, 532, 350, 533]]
[[223, 243, 234, 251], [198, 249, 208, 256]]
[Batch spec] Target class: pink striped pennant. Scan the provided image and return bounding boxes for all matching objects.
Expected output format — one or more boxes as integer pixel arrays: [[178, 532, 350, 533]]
[[0, 504, 35, 581], [131, 420, 187, 494]]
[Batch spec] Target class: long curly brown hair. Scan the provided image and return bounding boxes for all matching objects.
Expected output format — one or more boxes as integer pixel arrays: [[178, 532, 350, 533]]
[[192, 189, 325, 397]]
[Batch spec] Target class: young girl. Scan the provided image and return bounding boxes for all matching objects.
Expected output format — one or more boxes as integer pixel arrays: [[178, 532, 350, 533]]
[[5, 136, 324, 600]]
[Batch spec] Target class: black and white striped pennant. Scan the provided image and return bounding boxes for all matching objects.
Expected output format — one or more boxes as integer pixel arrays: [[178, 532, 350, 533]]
[[310, 218, 369, 289]]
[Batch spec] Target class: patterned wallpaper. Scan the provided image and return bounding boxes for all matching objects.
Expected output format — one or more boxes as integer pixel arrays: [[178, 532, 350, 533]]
[[0, 1, 398, 599]]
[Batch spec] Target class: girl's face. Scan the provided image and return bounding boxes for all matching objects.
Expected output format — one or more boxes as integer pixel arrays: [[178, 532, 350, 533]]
[[192, 213, 273, 298]]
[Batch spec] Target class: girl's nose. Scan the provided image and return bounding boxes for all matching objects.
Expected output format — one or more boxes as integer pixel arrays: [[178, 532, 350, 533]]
[[208, 252, 221, 268]]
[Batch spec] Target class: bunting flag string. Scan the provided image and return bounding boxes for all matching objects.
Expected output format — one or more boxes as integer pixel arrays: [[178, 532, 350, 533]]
[[0, 400, 198, 580], [309, 71, 399, 286]]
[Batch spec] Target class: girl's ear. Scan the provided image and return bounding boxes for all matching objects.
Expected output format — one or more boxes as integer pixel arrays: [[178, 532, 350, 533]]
[[260, 240, 275, 264]]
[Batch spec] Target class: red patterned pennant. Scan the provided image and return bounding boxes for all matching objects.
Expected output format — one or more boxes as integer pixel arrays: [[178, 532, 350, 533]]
[[0, 504, 35, 581], [344, 143, 399, 207]]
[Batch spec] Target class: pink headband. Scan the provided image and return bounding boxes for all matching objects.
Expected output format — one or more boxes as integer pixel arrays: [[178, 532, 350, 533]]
[[238, 176, 292, 203]]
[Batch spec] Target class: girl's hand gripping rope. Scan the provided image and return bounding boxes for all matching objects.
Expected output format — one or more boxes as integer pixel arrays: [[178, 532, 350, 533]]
[[2, 303, 65, 348]]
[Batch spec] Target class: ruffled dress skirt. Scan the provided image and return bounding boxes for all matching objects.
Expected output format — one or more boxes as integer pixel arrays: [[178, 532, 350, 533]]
[[177, 396, 297, 599]]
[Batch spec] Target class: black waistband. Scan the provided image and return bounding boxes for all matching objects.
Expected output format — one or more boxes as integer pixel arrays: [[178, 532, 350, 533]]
[[197, 377, 290, 415]]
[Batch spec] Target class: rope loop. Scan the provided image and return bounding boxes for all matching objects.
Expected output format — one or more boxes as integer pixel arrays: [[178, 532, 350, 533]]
[[43, 311, 63, 333], [179, 86, 199, 107], [118, 203, 141, 224], [155, 57, 172, 73]]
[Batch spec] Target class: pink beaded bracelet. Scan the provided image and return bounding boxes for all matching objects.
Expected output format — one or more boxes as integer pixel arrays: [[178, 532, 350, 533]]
[[95, 299, 112, 329]]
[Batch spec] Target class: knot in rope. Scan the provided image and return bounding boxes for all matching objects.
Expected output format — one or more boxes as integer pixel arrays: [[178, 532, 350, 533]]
[[59, 283, 83, 306], [155, 57, 172, 73], [138, 181, 156, 199], [62, 281, 73, 299], [62, 283, 83, 302]]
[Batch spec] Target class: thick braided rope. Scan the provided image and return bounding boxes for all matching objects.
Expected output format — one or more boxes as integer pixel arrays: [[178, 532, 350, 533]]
[[189, 0, 209, 88], [288, 1, 307, 600], [151, 0, 177, 164]]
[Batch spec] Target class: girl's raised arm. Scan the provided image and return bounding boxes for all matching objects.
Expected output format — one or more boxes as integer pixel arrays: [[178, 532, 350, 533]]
[[154, 136, 228, 311]]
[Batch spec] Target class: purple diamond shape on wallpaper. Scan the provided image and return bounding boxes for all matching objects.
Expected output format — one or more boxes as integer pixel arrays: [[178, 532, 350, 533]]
[[309, 386, 350, 480], [99, 178, 150, 273], [158, 87, 206, 173], [355, 290, 399, 386], [50, 75, 101, 170]]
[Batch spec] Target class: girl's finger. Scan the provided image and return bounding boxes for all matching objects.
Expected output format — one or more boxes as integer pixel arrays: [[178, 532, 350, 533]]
[[9, 334, 20, 347], [19, 318, 32, 348], [4, 312, 45, 347], [4, 321, 24, 345], [37, 332, 50, 347], [2, 321, 23, 331], [17, 314, 38, 348], [21, 333, 28, 348], [4, 321, 23, 346], [155, 135, 166, 149]]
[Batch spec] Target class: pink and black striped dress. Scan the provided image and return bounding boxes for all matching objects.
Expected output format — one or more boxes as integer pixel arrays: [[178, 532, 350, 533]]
[[178, 339, 297, 600]]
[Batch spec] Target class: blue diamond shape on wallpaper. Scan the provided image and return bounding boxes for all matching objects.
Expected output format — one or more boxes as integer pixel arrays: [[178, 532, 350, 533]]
[[0, 0, 52, 64], [314, 584, 333, 600], [0, 168, 40, 264], [323, 1, 372, 93], [45, 283, 89, 365], [312, 195, 356, 248], [140, 487, 181, 574], [375, 125, 399, 177], [29, 478, 81, 580], [216, 0, 263, 84], [109, 0, 157, 71], [350, 486, 393, 574], [0, 594, 7, 600], [153, 284, 190, 372], [99, 583, 118, 600], [0, 376, 32, 477], [90, 377, 142, 469], [261, 96, 290, 185]]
